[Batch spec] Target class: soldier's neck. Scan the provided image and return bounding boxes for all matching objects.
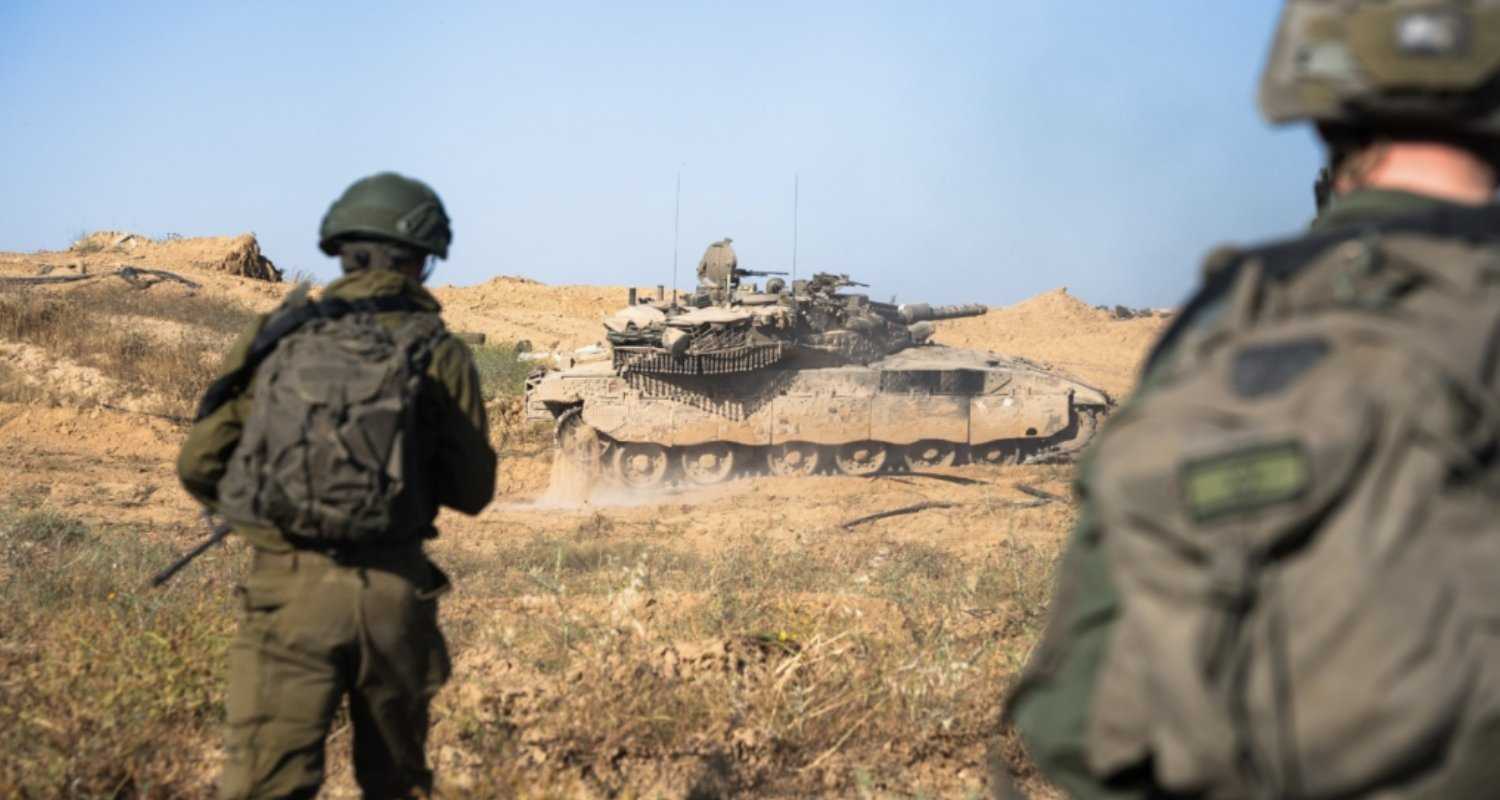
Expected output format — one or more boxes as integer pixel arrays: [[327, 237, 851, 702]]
[[1337, 142, 1497, 206]]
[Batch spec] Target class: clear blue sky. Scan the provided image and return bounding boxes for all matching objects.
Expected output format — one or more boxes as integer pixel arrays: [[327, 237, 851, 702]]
[[0, 2, 1320, 308]]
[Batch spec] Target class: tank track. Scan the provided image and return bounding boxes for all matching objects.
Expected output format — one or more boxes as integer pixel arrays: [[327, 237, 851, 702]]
[[554, 403, 1108, 490]]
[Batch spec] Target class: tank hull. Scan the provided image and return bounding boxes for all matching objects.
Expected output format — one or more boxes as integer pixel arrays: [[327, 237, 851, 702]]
[[526, 345, 1113, 484]]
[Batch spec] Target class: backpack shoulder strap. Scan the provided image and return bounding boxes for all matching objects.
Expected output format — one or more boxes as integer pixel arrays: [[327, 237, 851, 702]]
[[193, 290, 427, 421], [1144, 202, 1500, 378]]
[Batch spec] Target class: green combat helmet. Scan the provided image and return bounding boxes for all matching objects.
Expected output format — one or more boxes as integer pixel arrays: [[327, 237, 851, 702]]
[[1260, 0, 1500, 137], [318, 171, 452, 258]]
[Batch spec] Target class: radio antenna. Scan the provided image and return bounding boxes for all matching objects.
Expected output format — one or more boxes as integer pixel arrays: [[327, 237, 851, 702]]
[[792, 173, 799, 286], [672, 170, 681, 306]]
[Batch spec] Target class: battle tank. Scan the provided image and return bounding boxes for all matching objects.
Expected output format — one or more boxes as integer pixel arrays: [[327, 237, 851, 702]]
[[525, 240, 1114, 488]]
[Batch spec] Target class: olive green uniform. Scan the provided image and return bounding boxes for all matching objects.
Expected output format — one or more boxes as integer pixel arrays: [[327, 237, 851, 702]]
[[178, 267, 496, 799], [1004, 190, 1500, 798]]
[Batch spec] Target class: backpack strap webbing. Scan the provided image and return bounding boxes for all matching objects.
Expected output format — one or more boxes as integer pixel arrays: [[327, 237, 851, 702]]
[[193, 293, 427, 422], [1144, 202, 1500, 377]]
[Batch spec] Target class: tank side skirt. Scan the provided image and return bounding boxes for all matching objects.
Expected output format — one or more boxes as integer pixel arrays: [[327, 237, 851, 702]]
[[573, 365, 1095, 454]]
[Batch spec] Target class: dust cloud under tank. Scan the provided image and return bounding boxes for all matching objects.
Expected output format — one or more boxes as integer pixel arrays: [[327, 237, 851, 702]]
[[525, 239, 1114, 488]]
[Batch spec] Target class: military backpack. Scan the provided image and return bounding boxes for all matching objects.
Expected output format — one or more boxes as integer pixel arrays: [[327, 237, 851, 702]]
[[1080, 203, 1500, 798], [205, 287, 445, 546]]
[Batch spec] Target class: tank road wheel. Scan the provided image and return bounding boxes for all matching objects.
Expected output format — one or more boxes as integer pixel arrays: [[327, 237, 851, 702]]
[[904, 440, 958, 470], [612, 443, 669, 489], [971, 441, 1021, 466], [679, 443, 737, 486], [556, 407, 602, 470], [767, 442, 822, 477], [834, 441, 889, 476]]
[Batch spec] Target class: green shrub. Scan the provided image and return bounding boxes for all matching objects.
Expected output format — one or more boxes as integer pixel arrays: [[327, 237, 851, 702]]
[[472, 343, 532, 400]]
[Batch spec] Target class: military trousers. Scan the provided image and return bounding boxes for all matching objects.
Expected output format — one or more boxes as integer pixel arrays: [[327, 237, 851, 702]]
[[219, 545, 452, 800]]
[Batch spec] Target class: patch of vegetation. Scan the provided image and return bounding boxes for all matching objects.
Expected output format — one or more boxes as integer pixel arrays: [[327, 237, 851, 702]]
[[0, 506, 238, 797], [70, 230, 105, 254], [0, 487, 1067, 797], [281, 267, 320, 286], [0, 361, 49, 406], [431, 525, 1062, 797], [472, 342, 532, 400], [0, 286, 254, 417], [78, 283, 257, 338]]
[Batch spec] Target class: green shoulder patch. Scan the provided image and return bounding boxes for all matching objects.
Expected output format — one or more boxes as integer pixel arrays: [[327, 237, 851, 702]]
[[1180, 441, 1311, 522]]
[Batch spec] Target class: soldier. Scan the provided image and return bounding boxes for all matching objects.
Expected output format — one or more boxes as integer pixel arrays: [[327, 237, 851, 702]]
[[696, 237, 738, 287], [178, 172, 497, 799], [696, 237, 738, 286], [1006, 2, 1500, 798]]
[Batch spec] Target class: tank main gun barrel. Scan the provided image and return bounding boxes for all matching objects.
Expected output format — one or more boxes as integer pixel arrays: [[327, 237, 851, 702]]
[[897, 303, 987, 323], [735, 268, 788, 277]]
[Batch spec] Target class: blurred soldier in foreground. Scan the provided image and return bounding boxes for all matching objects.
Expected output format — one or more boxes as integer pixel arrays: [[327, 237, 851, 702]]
[[178, 172, 497, 799], [1005, 2, 1500, 798]]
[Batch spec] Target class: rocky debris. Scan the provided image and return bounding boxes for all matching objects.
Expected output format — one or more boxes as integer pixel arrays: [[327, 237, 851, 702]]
[[0, 266, 201, 290], [1095, 303, 1172, 321], [69, 231, 143, 253]]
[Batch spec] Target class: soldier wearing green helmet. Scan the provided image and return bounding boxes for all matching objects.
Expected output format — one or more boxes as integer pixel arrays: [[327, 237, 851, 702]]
[[1004, 2, 1500, 798], [178, 172, 496, 799], [320, 171, 453, 257]]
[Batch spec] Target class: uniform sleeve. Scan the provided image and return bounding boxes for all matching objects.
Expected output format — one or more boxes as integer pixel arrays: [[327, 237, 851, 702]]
[[1004, 505, 1152, 800], [1003, 328, 1213, 799], [176, 315, 265, 508], [427, 336, 498, 515]]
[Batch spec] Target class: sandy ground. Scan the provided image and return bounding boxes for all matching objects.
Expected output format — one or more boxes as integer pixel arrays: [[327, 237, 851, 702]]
[[0, 233, 1172, 796]]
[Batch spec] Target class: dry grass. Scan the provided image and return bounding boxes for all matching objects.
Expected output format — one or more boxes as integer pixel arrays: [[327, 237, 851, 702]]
[[425, 512, 1063, 797], [0, 286, 255, 418], [0, 285, 1070, 797], [0, 506, 238, 798], [0, 496, 1063, 798], [0, 361, 50, 406], [70, 231, 107, 254]]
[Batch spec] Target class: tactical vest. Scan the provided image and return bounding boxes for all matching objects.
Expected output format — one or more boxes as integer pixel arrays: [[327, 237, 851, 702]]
[[1082, 203, 1500, 799]]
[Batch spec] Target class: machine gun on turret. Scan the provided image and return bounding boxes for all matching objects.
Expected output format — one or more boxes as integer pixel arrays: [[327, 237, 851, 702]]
[[787, 273, 989, 359], [735, 268, 788, 279], [802, 272, 869, 295]]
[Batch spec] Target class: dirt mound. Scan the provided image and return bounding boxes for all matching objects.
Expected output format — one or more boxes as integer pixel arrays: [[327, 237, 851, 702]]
[[64, 231, 283, 282], [2, 234, 296, 321], [934, 287, 1170, 399], [1006, 286, 1112, 324], [211, 234, 281, 281], [0, 341, 167, 412], [430, 278, 679, 354]]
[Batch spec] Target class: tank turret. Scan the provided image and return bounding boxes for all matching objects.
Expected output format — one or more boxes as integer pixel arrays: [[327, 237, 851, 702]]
[[611, 257, 992, 375], [784, 272, 987, 363]]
